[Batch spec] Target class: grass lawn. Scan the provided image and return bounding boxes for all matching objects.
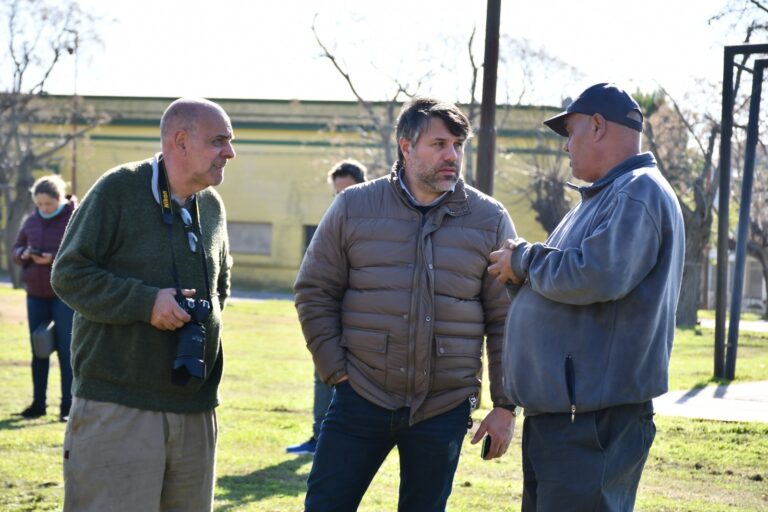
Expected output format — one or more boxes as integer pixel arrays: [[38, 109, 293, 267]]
[[0, 285, 766, 511], [668, 326, 768, 390]]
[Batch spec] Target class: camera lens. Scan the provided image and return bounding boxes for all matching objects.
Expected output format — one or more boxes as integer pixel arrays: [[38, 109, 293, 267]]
[[172, 323, 206, 385], [171, 298, 210, 386]]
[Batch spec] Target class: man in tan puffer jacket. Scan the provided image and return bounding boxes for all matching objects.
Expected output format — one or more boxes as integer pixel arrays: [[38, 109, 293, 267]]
[[295, 97, 518, 512]]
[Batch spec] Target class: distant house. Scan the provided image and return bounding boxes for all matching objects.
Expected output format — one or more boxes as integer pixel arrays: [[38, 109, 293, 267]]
[[702, 248, 767, 313], [2, 95, 564, 290]]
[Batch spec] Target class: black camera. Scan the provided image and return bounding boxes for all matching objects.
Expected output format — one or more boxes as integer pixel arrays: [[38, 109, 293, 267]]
[[172, 296, 212, 386]]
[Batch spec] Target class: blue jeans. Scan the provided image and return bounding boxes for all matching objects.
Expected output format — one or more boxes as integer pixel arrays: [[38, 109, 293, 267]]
[[27, 295, 74, 411], [305, 381, 469, 512], [521, 401, 656, 512], [312, 370, 333, 438]]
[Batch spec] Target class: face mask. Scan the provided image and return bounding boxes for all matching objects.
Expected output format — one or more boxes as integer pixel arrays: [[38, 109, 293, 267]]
[[39, 200, 67, 219]]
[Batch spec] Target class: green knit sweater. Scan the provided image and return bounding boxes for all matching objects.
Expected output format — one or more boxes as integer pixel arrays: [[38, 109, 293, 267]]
[[51, 158, 232, 413]]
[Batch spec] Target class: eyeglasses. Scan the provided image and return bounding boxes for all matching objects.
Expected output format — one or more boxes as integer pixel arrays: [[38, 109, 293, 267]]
[[179, 207, 199, 254]]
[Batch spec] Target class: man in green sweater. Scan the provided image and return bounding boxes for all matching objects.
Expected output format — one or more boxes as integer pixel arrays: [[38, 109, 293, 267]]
[[51, 97, 235, 512]]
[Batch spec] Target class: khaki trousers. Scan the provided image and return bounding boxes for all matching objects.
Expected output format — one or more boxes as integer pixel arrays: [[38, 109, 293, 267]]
[[63, 397, 217, 512]]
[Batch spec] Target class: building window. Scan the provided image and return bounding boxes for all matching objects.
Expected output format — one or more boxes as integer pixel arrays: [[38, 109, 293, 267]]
[[228, 222, 272, 255]]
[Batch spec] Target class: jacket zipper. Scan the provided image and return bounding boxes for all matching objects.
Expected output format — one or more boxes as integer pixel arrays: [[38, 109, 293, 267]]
[[405, 214, 425, 406], [565, 354, 576, 423]]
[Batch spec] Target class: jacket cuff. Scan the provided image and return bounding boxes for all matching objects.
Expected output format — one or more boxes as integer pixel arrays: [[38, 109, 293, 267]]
[[494, 403, 522, 416], [141, 286, 163, 324], [510, 239, 531, 281], [327, 368, 347, 386]]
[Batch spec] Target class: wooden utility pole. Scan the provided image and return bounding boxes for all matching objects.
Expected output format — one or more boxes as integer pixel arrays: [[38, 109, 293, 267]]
[[475, 0, 501, 195]]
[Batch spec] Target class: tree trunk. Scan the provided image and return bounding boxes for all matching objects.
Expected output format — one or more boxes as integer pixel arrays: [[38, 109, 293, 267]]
[[763, 260, 768, 320], [745, 241, 768, 320], [676, 207, 712, 327], [3, 174, 34, 288], [464, 140, 475, 187], [677, 250, 705, 326]]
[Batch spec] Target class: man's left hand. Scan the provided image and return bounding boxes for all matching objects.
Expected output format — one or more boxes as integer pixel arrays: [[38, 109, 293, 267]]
[[471, 407, 516, 460]]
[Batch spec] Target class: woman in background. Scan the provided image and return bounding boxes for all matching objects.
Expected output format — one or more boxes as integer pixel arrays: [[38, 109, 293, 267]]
[[12, 175, 77, 422]]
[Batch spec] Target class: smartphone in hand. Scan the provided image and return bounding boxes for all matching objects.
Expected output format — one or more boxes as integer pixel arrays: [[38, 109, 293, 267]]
[[28, 248, 44, 256], [481, 435, 491, 459]]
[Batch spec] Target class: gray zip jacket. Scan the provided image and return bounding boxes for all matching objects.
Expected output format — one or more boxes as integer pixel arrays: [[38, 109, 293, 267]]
[[502, 152, 685, 415]]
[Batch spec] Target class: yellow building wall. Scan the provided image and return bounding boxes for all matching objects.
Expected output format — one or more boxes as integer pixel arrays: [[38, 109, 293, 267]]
[[31, 96, 562, 291]]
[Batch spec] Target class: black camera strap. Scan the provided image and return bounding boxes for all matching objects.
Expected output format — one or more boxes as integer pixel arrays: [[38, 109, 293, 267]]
[[157, 156, 213, 303]]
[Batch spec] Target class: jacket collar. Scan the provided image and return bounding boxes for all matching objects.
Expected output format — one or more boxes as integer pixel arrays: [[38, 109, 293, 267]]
[[567, 152, 656, 198]]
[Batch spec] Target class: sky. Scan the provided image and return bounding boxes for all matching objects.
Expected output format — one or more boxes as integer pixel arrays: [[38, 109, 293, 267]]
[[8, 0, 750, 108]]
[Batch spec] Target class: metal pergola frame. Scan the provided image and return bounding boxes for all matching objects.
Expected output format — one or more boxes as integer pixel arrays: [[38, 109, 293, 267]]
[[714, 44, 768, 380]]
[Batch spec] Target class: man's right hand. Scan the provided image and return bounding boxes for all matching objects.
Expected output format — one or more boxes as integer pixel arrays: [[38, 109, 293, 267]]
[[487, 238, 521, 285], [150, 288, 195, 330]]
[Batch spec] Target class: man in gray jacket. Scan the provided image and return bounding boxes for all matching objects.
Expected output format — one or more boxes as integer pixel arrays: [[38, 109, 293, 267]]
[[488, 83, 685, 511], [295, 97, 518, 511]]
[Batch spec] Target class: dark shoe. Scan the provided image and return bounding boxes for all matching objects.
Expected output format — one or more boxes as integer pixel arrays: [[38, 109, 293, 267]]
[[60, 403, 71, 422], [20, 403, 47, 419], [286, 436, 317, 455]]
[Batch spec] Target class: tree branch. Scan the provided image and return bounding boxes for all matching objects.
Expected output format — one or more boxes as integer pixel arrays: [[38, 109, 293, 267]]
[[312, 15, 380, 131], [749, 0, 768, 15], [660, 87, 708, 156]]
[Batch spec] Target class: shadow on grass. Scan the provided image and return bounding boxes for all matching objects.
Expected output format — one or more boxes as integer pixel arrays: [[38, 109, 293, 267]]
[[0, 415, 45, 431], [216, 456, 311, 510], [676, 382, 713, 402], [674, 378, 735, 404], [675, 325, 705, 337]]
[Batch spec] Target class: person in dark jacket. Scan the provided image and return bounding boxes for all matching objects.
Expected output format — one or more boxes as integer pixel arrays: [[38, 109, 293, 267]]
[[488, 83, 685, 511], [295, 97, 518, 511], [12, 174, 77, 421]]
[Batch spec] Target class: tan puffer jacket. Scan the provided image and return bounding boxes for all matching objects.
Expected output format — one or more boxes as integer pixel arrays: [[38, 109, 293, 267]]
[[295, 171, 516, 424]]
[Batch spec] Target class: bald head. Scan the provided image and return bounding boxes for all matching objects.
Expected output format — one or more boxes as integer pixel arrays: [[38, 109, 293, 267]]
[[159, 97, 235, 199], [160, 97, 228, 142]]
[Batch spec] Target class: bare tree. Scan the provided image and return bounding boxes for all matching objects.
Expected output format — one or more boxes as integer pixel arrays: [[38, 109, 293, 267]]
[[642, 92, 720, 327], [495, 39, 581, 235], [746, 216, 768, 318], [498, 36, 582, 107], [733, 128, 768, 318], [462, 26, 482, 186], [521, 148, 572, 235], [627, 1, 768, 326], [708, 0, 768, 318], [312, 12, 579, 195], [312, 14, 428, 176], [0, 0, 107, 286]]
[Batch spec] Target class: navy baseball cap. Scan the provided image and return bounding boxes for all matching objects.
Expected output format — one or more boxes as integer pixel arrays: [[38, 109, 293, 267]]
[[544, 83, 644, 137]]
